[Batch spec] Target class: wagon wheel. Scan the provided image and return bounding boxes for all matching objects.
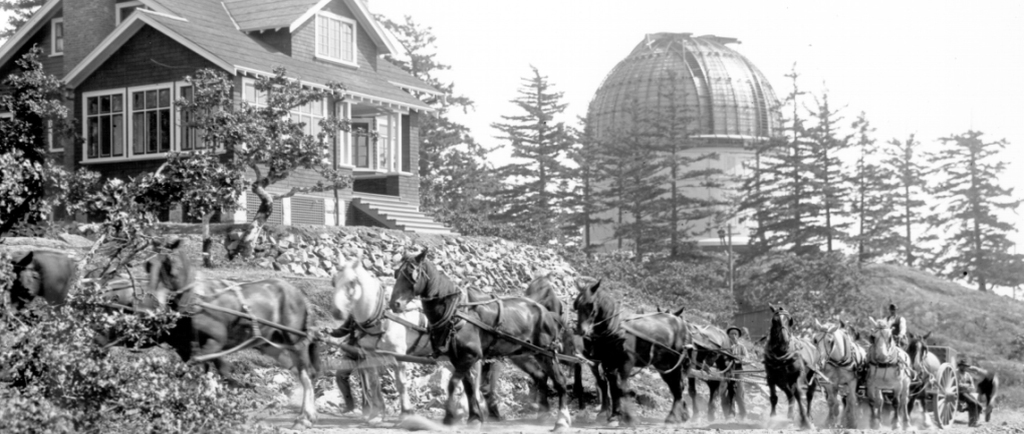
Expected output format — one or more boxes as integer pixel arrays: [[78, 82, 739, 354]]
[[932, 363, 958, 428]]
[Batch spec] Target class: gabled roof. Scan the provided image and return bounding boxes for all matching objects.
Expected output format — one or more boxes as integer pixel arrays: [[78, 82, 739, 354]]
[[378, 59, 444, 97], [64, 5, 433, 112], [223, 0, 319, 32], [223, 0, 396, 56], [0, 0, 61, 68]]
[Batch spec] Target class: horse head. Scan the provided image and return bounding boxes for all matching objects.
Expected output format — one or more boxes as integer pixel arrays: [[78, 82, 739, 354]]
[[906, 331, 932, 370], [331, 254, 374, 324], [389, 248, 430, 313], [572, 276, 607, 337], [143, 237, 193, 310], [866, 316, 897, 361]]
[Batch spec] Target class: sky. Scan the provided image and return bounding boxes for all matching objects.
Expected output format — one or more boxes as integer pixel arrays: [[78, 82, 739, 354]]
[[366, 1, 1024, 241]]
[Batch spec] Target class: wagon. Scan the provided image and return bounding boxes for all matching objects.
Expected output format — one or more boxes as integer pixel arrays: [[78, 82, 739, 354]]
[[856, 345, 962, 428]]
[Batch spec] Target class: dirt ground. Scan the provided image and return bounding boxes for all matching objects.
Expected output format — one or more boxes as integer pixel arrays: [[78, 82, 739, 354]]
[[259, 402, 1024, 434]]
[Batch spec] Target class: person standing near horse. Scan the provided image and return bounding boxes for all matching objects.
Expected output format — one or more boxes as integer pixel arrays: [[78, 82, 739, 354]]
[[885, 304, 908, 348], [957, 358, 984, 427], [722, 326, 748, 420]]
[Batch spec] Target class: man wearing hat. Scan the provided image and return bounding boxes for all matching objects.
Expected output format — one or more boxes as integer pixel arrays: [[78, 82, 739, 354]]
[[885, 304, 908, 348], [957, 357, 982, 427], [723, 326, 748, 420]]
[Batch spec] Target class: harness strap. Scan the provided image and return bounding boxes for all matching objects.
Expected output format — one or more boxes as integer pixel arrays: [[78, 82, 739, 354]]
[[229, 285, 261, 339]]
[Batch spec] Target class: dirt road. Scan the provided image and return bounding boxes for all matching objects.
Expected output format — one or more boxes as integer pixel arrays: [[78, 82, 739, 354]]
[[260, 406, 1023, 433]]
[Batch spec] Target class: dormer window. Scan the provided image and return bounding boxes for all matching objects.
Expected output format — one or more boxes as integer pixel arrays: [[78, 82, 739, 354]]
[[50, 18, 63, 55], [116, 1, 147, 25], [315, 11, 356, 67]]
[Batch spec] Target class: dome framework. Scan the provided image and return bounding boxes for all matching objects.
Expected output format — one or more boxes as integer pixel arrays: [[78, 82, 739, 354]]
[[588, 33, 781, 145]]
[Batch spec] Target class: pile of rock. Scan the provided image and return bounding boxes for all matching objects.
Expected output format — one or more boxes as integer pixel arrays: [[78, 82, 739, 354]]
[[250, 228, 579, 296]]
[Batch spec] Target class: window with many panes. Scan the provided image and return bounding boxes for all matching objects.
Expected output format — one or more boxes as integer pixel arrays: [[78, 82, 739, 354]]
[[84, 92, 125, 159], [242, 78, 326, 140], [130, 86, 172, 155], [51, 18, 63, 55], [315, 11, 356, 66]]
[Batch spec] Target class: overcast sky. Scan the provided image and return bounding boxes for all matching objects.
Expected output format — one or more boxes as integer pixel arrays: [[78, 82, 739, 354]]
[[368, 0, 1024, 245]]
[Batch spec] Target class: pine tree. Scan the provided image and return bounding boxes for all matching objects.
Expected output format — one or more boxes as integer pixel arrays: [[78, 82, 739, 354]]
[[491, 66, 574, 240], [378, 16, 498, 235], [599, 98, 665, 260], [848, 113, 901, 263], [805, 91, 852, 252], [652, 70, 723, 257], [0, 0, 43, 38], [926, 130, 1022, 292], [739, 66, 818, 255], [882, 134, 929, 266], [564, 116, 608, 251]]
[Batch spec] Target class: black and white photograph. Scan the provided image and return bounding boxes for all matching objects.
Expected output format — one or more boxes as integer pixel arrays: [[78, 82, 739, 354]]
[[0, 0, 1021, 432]]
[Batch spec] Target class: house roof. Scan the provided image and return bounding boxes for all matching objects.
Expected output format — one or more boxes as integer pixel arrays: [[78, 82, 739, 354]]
[[223, 0, 319, 32], [63, 1, 437, 112], [378, 59, 444, 97]]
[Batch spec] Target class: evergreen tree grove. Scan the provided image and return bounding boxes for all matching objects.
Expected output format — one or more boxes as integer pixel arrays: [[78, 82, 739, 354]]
[[926, 130, 1022, 292], [805, 91, 852, 253]]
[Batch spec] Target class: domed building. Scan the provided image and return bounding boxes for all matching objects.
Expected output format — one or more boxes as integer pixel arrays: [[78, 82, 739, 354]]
[[586, 33, 782, 252]]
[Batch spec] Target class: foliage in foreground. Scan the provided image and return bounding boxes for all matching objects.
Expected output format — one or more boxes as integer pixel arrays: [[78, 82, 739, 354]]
[[0, 261, 263, 433]]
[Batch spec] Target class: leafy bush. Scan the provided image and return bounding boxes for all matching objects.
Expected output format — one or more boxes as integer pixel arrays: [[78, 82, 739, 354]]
[[0, 267, 265, 433]]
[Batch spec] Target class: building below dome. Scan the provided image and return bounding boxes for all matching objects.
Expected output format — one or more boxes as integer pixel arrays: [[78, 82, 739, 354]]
[[585, 33, 781, 253]]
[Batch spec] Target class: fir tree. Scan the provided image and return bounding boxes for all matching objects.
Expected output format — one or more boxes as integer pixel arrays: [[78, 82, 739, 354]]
[[652, 71, 723, 257], [600, 98, 665, 260], [564, 116, 608, 251], [925, 130, 1022, 292], [882, 134, 929, 266], [491, 66, 574, 240], [739, 66, 818, 255], [378, 16, 498, 235], [848, 113, 901, 262], [805, 91, 852, 252], [0, 0, 43, 38]]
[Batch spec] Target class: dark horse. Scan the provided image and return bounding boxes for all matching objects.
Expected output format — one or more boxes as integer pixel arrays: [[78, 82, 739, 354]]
[[140, 238, 321, 426], [9, 250, 76, 310], [389, 248, 571, 430], [573, 278, 691, 426], [685, 320, 732, 421], [763, 305, 819, 429], [907, 333, 999, 426]]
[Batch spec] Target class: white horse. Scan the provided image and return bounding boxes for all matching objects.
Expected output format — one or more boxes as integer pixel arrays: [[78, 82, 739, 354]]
[[330, 256, 431, 422], [865, 317, 911, 430], [812, 319, 866, 428]]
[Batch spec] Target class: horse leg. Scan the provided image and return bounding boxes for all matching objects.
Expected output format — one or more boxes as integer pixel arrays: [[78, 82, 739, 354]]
[[867, 384, 881, 429], [794, 379, 812, 430], [823, 383, 837, 428], [688, 376, 700, 421], [804, 373, 817, 427], [361, 364, 384, 424], [459, 361, 484, 426], [782, 384, 795, 421], [660, 368, 688, 424], [768, 380, 779, 418], [573, 363, 584, 410], [843, 374, 859, 429], [511, 356, 551, 420], [614, 364, 636, 427], [591, 363, 610, 419], [707, 379, 721, 422], [537, 354, 571, 431], [392, 361, 413, 416], [444, 366, 466, 425], [480, 361, 503, 421]]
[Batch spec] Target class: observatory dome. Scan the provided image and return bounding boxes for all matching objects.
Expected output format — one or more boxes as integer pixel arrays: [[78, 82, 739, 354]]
[[588, 33, 781, 145]]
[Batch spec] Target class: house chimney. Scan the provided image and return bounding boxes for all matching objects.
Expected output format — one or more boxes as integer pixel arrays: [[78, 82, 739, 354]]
[[63, 0, 116, 76]]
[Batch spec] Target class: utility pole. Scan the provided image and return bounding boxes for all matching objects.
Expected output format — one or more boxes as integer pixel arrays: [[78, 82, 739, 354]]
[[728, 222, 734, 296]]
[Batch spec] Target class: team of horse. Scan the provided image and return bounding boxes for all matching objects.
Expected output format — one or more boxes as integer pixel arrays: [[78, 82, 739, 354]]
[[4, 241, 1001, 430]]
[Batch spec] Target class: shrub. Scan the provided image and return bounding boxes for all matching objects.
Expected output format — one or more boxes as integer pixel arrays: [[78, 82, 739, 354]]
[[0, 276, 265, 433]]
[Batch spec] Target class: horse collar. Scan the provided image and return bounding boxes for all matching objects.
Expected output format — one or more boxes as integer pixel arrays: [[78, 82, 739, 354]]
[[355, 286, 388, 333]]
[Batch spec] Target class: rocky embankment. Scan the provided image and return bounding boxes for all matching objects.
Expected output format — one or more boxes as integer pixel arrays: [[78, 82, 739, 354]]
[[247, 227, 580, 296]]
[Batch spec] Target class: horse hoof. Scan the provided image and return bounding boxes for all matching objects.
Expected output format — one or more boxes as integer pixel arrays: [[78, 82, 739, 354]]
[[607, 419, 619, 428], [468, 419, 482, 430]]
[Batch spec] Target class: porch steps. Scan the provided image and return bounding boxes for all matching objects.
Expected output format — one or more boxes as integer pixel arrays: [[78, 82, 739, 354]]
[[350, 194, 458, 236]]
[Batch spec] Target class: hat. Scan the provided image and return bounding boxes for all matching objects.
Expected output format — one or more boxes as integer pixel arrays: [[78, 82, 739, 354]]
[[957, 358, 970, 368], [889, 304, 897, 310], [726, 326, 744, 337]]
